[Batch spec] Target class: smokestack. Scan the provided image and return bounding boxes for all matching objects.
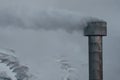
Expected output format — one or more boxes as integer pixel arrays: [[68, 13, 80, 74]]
[[84, 21, 107, 80]]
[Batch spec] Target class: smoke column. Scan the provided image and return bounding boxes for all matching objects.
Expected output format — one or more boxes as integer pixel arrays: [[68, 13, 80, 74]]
[[0, 8, 102, 33]]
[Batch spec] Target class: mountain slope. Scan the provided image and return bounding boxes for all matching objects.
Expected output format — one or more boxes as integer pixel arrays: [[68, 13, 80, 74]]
[[0, 48, 37, 80]]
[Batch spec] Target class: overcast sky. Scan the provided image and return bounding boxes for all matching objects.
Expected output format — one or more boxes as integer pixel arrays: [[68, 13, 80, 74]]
[[0, 0, 120, 80]]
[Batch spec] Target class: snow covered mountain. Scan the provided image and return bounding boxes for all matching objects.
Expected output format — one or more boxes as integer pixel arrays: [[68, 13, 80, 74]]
[[0, 48, 37, 80], [0, 48, 80, 80]]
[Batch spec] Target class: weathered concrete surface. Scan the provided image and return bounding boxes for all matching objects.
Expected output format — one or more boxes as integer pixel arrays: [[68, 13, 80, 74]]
[[84, 21, 107, 36], [84, 21, 107, 80]]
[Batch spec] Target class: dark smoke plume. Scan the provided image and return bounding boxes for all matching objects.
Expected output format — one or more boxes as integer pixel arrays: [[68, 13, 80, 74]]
[[0, 9, 102, 33]]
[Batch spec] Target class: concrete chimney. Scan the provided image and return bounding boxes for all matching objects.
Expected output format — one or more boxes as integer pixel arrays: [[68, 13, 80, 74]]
[[84, 21, 107, 80]]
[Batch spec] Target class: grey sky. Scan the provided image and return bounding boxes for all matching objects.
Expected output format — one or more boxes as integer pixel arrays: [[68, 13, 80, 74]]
[[0, 0, 120, 80]]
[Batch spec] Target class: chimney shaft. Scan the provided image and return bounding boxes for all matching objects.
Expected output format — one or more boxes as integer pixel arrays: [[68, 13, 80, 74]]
[[84, 21, 107, 80]]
